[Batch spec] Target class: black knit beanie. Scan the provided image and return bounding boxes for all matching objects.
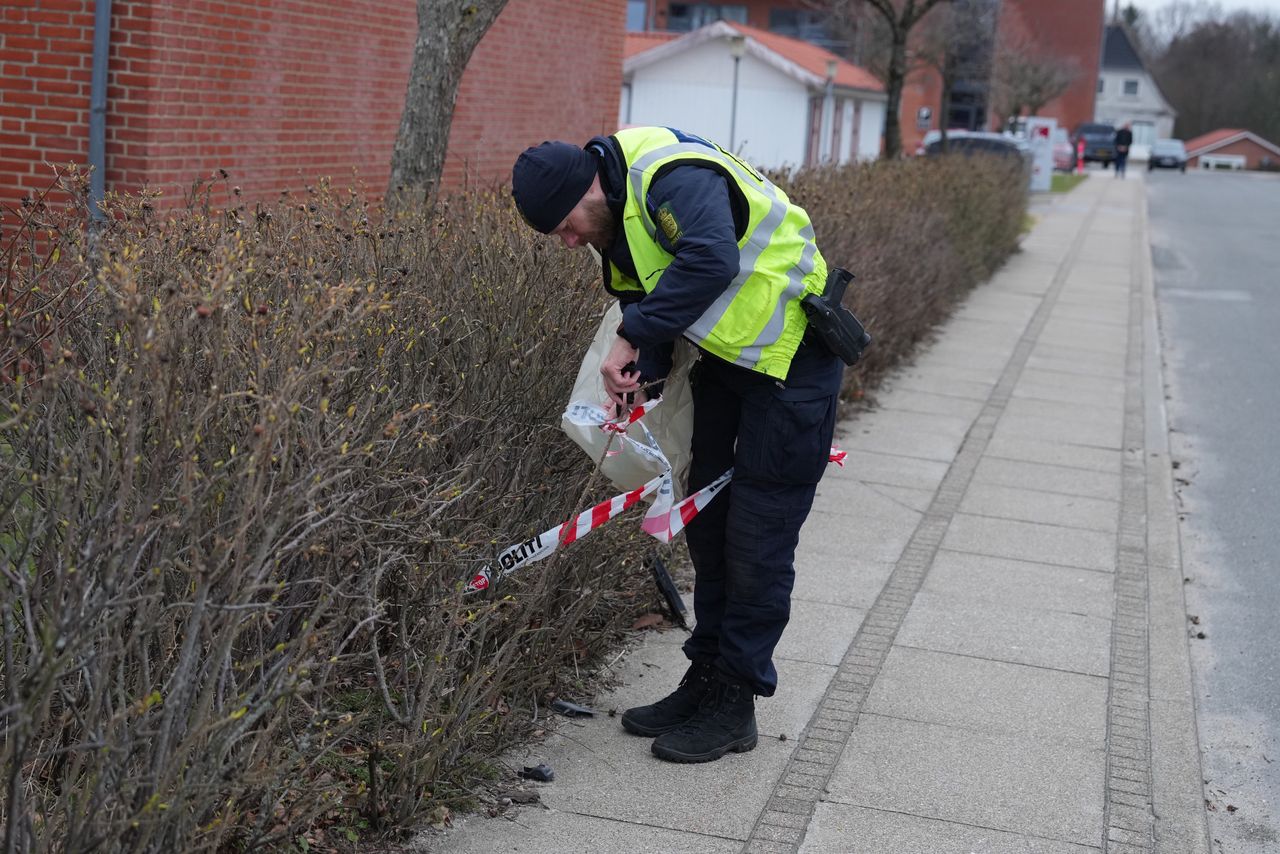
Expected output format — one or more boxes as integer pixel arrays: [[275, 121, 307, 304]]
[[511, 141, 596, 233]]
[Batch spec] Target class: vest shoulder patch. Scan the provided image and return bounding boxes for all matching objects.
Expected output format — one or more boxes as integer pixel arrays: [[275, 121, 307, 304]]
[[655, 201, 683, 245]]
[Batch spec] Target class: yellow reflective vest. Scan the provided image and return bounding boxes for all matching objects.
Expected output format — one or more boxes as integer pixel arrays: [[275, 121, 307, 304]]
[[607, 126, 828, 380]]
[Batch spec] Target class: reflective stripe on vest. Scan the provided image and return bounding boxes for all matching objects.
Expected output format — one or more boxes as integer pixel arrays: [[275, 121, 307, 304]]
[[614, 127, 825, 378]]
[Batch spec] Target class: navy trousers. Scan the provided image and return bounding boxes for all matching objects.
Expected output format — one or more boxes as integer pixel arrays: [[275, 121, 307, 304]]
[[681, 341, 842, 696]]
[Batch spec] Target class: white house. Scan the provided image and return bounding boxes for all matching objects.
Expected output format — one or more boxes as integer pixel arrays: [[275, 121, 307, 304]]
[[1094, 24, 1176, 160], [621, 21, 886, 170]]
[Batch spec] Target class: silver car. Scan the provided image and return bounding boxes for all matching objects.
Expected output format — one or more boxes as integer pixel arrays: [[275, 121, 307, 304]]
[[1148, 139, 1187, 172]]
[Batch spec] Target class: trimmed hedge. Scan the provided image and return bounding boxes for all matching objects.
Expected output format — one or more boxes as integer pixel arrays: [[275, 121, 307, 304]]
[[0, 154, 1025, 852]]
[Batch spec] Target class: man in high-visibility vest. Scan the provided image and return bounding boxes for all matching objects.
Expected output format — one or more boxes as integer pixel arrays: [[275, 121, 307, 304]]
[[513, 127, 843, 763]]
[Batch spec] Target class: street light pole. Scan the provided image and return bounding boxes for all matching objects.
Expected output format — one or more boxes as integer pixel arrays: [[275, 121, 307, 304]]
[[729, 33, 745, 151]]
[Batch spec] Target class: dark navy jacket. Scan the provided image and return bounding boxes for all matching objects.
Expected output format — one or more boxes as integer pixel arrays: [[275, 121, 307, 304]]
[[585, 134, 742, 383]]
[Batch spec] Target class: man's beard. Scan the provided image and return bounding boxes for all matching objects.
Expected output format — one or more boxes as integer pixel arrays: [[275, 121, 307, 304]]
[[582, 196, 617, 250]]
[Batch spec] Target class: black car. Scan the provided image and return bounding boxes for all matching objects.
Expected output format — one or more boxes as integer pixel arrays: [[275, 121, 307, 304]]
[[923, 132, 1027, 161], [1073, 122, 1117, 167], [1148, 139, 1188, 172]]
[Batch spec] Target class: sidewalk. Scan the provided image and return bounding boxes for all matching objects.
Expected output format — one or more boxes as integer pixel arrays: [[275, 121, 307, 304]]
[[416, 174, 1210, 854]]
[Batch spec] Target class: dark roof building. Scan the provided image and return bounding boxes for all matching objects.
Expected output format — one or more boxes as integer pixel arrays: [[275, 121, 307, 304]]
[[1095, 24, 1176, 155]]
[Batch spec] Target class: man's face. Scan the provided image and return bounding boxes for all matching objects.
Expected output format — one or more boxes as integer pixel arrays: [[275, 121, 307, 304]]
[[550, 183, 615, 250]]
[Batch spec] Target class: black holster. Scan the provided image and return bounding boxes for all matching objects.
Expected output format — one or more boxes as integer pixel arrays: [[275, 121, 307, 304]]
[[801, 267, 872, 366]]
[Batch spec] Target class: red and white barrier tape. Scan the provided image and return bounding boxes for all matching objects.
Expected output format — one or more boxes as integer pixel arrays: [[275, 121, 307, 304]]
[[465, 397, 845, 592]]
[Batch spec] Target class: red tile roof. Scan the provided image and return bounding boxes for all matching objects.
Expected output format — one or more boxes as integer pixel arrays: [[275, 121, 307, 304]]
[[1184, 128, 1246, 153], [624, 22, 883, 94], [624, 31, 679, 60], [727, 23, 883, 92]]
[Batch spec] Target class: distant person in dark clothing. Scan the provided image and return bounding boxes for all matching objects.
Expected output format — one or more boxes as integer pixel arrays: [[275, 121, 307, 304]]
[[1114, 123, 1133, 177]]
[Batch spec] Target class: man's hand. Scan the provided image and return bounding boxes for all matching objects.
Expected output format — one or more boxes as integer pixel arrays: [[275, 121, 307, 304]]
[[601, 335, 641, 407]]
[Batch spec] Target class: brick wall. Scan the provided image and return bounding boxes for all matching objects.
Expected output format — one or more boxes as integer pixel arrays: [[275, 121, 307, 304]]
[[1003, 0, 1103, 134], [0, 0, 95, 211], [441, 0, 624, 191], [1189, 138, 1280, 170], [898, 0, 1104, 155], [1, 0, 623, 215]]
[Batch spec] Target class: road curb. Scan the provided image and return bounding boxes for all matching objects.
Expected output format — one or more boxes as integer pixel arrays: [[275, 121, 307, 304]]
[[1134, 179, 1213, 853]]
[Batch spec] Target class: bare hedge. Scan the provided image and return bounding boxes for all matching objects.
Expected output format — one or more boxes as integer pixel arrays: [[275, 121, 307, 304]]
[[0, 154, 1025, 852]]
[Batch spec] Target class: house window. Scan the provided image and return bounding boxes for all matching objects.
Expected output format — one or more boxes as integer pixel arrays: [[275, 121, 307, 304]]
[[1124, 79, 1139, 95], [627, 0, 647, 31], [667, 3, 747, 32], [769, 10, 838, 48], [1097, 78, 1104, 93]]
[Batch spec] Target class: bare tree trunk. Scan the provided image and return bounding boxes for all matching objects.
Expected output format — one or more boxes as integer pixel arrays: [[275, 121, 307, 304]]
[[939, 70, 952, 152], [388, 0, 510, 209], [856, 0, 952, 159], [882, 28, 908, 158]]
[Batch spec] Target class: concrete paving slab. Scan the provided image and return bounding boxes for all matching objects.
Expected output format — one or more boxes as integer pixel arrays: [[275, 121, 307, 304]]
[[773, 598, 866, 667], [958, 481, 1119, 533], [983, 435, 1122, 474], [938, 315, 1029, 340], [1026, 353, 1127, 381], [1048, 303, 1129, 327], [866, 645, 1108, 746], [950, 305, 1040, 328], [972, 456, 1121, 501], [887, 372, 996, 401], [758, 658, 839, 739], [1033, 334, 1128, 359], [529, 727, 794, 841], [843, 424, 967, 463], [924, 550, 1115, 620], [1035, 329, 1128, 358], [797, 508, 919, 564], [912, 346, 1017, 374], [826, 714, 1106, 846], [824, 448, 950, 491], [792, 556, 896, 610], [802, 803, 1101, 854], [991, 411, 1124, 451], [894, 591, 1111, 676], [871, 388, 988, 420], [813, 475, 926, 522], [1003, 396, 1125, 426], [420, 801, 742, 854], [1011, 378, 1126, 410], [1017, 367, 1126, 394], [941, 513, 1117, 572], [860, 481, 936, 512]]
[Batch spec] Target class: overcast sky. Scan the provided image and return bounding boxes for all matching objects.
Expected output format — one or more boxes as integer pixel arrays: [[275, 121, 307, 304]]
[[1126, 0, 1280, 15]]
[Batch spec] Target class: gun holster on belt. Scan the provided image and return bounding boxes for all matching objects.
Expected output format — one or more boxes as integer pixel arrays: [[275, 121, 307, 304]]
[[801, 267, 872, 366]]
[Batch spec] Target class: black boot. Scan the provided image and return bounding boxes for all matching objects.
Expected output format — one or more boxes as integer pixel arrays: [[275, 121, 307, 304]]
[[621, 660, 716, 737], [650, 672, 758, 763]]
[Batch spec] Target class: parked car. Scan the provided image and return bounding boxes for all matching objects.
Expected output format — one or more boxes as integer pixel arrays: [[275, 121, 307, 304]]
[[1073, 122, 1117, 167], [1148, 139, 1187, 172], [922, 131, 1029, 161]]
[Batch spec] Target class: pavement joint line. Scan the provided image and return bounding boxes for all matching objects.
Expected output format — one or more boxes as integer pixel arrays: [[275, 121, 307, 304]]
[[816, 800, 1105, 850], [742, 186, 1108, 854], [932, 546, 1119, 574], [929, 545, 1119, 576], [1101, 180, 1156, 852], [890, 644, 1113, 679], [946, 508, 1122, 535], [851, 709, 1106, 751]]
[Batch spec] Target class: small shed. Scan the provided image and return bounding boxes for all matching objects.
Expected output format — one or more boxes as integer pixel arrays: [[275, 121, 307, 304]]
[[621, 21, 886, 170], [1184, 129, 1280, 171]]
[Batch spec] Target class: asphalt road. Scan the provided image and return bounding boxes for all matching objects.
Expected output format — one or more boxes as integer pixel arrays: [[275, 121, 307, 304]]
[[1146, 167, 1280, 853]]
